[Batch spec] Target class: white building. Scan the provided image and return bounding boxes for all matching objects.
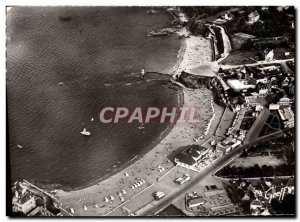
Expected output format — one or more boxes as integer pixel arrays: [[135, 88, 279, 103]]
[[265, 50, 274, 61], [248, 11, 260, 24]]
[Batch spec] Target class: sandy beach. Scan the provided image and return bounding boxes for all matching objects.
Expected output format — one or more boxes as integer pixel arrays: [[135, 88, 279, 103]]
[[172, 34, 213, 76], [55, 29, 216, 216]]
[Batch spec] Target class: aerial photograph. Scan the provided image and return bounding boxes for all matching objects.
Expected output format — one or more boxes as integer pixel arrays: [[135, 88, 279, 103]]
[[7, 6, 295, 217]]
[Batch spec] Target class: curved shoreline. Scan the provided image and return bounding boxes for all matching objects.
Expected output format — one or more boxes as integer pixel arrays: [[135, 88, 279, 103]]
[[55, 17, 215, 216], [55, 86, 184, 192], [53, 34, 188, 192]]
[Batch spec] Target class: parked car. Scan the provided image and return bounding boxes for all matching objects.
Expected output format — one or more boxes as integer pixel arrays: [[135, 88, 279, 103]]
[[153, 191, 165, 200]]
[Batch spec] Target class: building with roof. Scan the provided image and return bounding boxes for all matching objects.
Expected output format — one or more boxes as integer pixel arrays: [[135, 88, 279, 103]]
[[261, 207, 271, 216], [278, 97, 291, 106], [265, 50, 274, 61], [278, 106, 294, 121], [174, 145, 208, 169], [245, 71, 268, 85], [11, 180, 64, 217], [187, 196, 206, 208], [250, 199, 263, 210], [248, 11, 260, 24], [227, 79, 256, 91], [269, 104, 280, 110], [278, 106, 294, 128], [12, 191, 36, 215]]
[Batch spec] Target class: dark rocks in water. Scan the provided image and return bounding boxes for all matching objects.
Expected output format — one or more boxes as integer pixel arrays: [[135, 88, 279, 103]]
[[178, 71, 212, 89], [59, 16, 72, 22]]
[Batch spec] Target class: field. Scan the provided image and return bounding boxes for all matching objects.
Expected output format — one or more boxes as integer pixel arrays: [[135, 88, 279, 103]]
[[220, 51, 258, 65], [229, 156, 285, 168]]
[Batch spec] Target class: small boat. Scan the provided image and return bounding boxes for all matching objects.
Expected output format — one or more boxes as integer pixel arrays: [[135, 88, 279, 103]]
[[81, 128, 91, 136], [138, 124, 145, 130], [141, 68, 145, 75], [91, 118, 94, 121], [59, 16, 72, 22], [17, 145, 23, 149]]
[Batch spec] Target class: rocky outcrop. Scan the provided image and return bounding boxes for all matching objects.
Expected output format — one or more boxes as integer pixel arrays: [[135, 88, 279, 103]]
[[176, 71, 212, 89]]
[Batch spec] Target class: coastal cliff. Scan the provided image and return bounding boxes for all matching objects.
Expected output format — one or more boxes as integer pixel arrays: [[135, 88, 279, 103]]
[[176, 71, 212, 89]]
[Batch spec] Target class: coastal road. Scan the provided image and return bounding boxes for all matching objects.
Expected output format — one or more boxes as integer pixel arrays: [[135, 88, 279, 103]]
[[136, 129, 285, 216], [220, 58, 294, 70], [136, 145, 243, 216]]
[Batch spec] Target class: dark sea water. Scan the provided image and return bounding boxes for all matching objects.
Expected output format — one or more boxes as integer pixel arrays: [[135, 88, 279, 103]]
[[7, 7, 182, 189]]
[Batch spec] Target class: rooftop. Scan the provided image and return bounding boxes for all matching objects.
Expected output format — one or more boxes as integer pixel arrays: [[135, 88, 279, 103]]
[[175, 145, 207, 166], [227, 79, 256, 91]]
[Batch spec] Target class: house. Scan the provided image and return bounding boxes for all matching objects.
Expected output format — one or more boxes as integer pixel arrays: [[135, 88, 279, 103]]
[[278, 106, 294, 128], [255, 104, 263, 112], [250, 199, 263, 210], [265, 50, 274, 61], [278, 97, 291, 106], [216, 137, 241, 154], [282, 77, 290, 87], [12, 191, 36, 215], [227, 79, 256, 91], [245, 66, 267, 85], [256, 83, 269, 95], [238, 130, 247, 140], [269, 77, 278, 89], [269, 104, 280, 110], [248, 10, 260, 24], [242, 193, 250, 202], [278, 106, 294, 121], [261, 207, 271, 216], [174, 145, 208, 169], [188, 196, 206, 208], [231, 140, 242, 148]]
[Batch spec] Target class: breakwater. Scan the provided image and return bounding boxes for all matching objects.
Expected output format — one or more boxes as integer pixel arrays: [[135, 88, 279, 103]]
[[141, 71, 172, 81]]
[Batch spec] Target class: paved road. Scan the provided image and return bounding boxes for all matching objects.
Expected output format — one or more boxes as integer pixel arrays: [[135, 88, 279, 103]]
[[137, 129, 284, 216], [137, 146, 243, 216], [220, 58, 294, 70]]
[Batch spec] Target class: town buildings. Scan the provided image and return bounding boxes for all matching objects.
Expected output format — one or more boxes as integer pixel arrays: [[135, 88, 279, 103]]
[[186, 186, 240, 216], [12, 181, 62, 216]]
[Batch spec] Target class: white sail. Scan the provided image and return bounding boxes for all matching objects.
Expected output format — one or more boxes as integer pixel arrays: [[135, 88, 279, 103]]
[[81, 128, 91, 136]]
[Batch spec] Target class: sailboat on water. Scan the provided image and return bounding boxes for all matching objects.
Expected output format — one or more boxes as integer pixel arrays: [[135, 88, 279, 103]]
[[81, 128, 91, 136]]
